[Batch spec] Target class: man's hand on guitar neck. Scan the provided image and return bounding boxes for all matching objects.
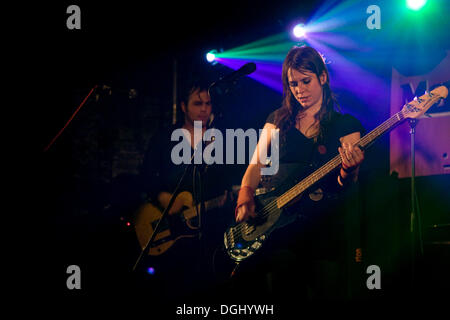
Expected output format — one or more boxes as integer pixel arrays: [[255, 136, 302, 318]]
[[157, 189, 231, 216]]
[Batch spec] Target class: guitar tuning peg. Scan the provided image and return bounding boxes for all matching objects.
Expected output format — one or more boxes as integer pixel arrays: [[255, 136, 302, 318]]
[[425, 90, 433, 98]]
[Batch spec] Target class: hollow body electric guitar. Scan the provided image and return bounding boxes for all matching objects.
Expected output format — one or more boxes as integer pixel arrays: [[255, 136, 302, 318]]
[[135, 190, 228, 255], [224, 85, 448, 262]]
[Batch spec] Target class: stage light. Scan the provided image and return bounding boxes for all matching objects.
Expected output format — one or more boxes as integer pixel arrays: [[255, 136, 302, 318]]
[[406, 0, 427, 11], [206, 50, 217, 63], [292, 24, 307, 38], [147, 267, 155, 275]]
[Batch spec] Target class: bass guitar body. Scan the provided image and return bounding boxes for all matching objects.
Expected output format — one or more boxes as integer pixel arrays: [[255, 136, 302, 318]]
[[224, 188, 300, 261]]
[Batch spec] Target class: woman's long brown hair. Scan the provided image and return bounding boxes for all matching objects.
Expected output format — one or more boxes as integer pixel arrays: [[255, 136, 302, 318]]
[[274, 46, 340, 143]]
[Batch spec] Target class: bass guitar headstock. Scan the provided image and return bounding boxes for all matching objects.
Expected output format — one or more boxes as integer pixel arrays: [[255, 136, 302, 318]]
[[401, 85, 448, 119]]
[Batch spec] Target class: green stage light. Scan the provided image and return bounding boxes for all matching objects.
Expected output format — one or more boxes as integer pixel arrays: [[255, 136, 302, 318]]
[[406, 0, 427, 11]]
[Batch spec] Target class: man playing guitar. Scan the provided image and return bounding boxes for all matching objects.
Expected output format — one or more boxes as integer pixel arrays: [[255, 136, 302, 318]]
[[137, 74, 234, 299]]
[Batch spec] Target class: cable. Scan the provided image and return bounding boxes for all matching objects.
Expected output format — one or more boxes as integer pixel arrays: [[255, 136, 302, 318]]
[[43, 85, 98, 152]]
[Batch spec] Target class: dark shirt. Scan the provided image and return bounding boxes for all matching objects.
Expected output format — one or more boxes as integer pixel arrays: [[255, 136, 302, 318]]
[[262, 107, 365, 259], [140, 124, 233, 203], [263, 108, 365, 192]]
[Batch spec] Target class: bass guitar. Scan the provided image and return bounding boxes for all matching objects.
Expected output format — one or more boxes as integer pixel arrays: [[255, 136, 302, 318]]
[[224, 85, 448, 262]]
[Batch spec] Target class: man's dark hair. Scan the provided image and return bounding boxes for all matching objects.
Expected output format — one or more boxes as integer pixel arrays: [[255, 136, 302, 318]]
[[178, 76, 211, 106]]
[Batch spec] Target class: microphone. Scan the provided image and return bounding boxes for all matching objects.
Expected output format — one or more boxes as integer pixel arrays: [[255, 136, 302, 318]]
[[209, 62, 256, 95]]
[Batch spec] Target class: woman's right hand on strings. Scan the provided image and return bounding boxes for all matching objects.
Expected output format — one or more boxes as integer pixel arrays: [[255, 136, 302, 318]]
[[235, 185, 257, 222], [235, 201, 256, 223]]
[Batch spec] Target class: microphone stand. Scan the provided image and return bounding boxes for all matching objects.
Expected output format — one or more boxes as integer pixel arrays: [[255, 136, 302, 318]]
[[408, 118, 424, 291], [132, 137, 209, 272], [195, 115, 220, 275]]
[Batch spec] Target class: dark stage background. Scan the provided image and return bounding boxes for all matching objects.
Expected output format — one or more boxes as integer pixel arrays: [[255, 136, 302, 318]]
[[20, 0, 450, 314]]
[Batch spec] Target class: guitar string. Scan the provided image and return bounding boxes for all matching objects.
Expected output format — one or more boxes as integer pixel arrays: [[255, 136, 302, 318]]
[[231, 140, 367, 241], [230, 143, 350, 240], [229, 93, 443, 246], [230, 153, 343, 239], [229, 140, 375, 247], [228, 112, 404, 246], [264, 114, 403, 215]]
